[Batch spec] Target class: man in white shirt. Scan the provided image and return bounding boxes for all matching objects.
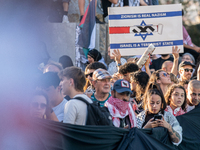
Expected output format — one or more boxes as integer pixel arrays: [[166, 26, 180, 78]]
[[59, 66, 92, 125]]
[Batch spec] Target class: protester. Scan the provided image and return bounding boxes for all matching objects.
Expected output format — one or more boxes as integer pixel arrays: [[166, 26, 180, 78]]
[[181, 53, 195, 64], [137, 84, 182, 146], [91, 68, 112, 107], [30, 90, 58, 121], [178, 61, 196, 81], [165, 84, 187, 116], [130, 71, 149, 113], [161, 61, 173, 73], [107, 47, 127, 75], [59, 66, 93, 125], [150, 54, 174, 72], [37, 72, 67, 122], [59, 55, 74, 69], [105, 79, 137, 129], [43, 60, 63, 73], [87, 49, 107, 67], [186, 80, 200, 112], [84, 62, 107, 96], [148, 69, 171, 95], [30, 91, 49, 119], [119, 62, 139, 82]]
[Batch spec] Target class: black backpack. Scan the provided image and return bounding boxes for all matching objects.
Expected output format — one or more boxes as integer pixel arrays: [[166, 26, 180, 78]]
[[75, 97, 113, 126]]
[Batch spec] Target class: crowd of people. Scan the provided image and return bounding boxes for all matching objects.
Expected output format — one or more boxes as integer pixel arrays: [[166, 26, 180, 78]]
[[30, 40, 200, 146], [26, 0, 200, 147]]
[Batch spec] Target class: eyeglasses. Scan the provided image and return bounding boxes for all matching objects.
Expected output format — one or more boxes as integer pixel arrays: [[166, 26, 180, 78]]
[[184, 68, 193, 73], [31, 102, 47, 109], [119, 91, 131, 96], [161, 72, 170, 77], [85, 72, 93, 78]]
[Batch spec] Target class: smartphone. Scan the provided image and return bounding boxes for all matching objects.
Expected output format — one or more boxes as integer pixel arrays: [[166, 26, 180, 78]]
[[153, 114, 162, 121]]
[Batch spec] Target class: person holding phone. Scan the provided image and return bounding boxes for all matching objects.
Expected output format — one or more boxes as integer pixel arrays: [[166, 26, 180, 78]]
[[136, 83, 182, 146]]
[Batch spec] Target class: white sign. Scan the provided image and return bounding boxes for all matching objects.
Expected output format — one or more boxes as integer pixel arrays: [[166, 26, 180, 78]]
[[108, 4, 183, 56]]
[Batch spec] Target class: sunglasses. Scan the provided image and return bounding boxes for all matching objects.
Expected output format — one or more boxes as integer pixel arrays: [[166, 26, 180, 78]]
[[31, 102, 47, 109], [184, 68, 193, 73], [119, 91, 131, 96], [161, 72, 170, 77], [85, 72, 93, 78]]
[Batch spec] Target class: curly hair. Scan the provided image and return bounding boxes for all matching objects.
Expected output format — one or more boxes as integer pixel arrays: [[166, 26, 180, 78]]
[[164, 84, 187, 112], [119, 62, 139, 75]]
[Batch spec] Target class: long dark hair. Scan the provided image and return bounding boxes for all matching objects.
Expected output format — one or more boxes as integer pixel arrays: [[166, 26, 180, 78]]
[[130, 71, 149, 102], [143, 83, 167, 115]]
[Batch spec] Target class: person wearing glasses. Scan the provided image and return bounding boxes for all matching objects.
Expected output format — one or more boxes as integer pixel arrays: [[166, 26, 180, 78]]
[[148, 69, 171, 95], [36, 72, 67, 122], [84, 62, 107, 97], [178, 61, 196, 82], [30, 91, 58, 121], [105, 79, 137, 129], [91, 69, 112, 107]]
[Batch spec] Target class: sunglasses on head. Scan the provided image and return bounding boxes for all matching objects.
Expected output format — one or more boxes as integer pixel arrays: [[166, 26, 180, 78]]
[[119, 91, 131, 96], [85, 72, 93, 78], [31, 102, 47, 109], [184, 68, 193, 73], [162, 72, 169, 77]]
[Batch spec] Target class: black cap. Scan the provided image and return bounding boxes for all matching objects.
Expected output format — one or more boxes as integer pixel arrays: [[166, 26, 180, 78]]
[[179, 61, 196, 69]]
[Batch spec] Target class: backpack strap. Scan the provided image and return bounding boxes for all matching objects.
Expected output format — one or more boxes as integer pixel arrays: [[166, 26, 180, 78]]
[[74, 96, 91, 105]]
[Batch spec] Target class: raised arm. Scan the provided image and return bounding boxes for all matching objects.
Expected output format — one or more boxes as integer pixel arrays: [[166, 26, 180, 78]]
[[144, 57, 151, 77], [112, 49, 122, 72], [171, 46, 180, 76]]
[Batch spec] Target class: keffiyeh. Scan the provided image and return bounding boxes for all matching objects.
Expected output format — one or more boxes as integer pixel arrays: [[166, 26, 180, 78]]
[[105, 96, 137, 128]]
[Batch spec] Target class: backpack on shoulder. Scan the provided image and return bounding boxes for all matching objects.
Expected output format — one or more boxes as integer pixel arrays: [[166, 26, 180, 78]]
[[75, 97, 113, 126]]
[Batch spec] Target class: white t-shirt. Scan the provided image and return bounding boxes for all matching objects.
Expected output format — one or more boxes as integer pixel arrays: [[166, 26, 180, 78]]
[[52, 99, 68, 122]]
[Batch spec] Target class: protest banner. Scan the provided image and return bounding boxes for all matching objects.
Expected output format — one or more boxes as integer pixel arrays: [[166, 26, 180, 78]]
[[108, 4, 183, 56]]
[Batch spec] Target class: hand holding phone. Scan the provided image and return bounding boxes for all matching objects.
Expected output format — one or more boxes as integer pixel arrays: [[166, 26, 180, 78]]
[[153, 114, 162, 121]]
